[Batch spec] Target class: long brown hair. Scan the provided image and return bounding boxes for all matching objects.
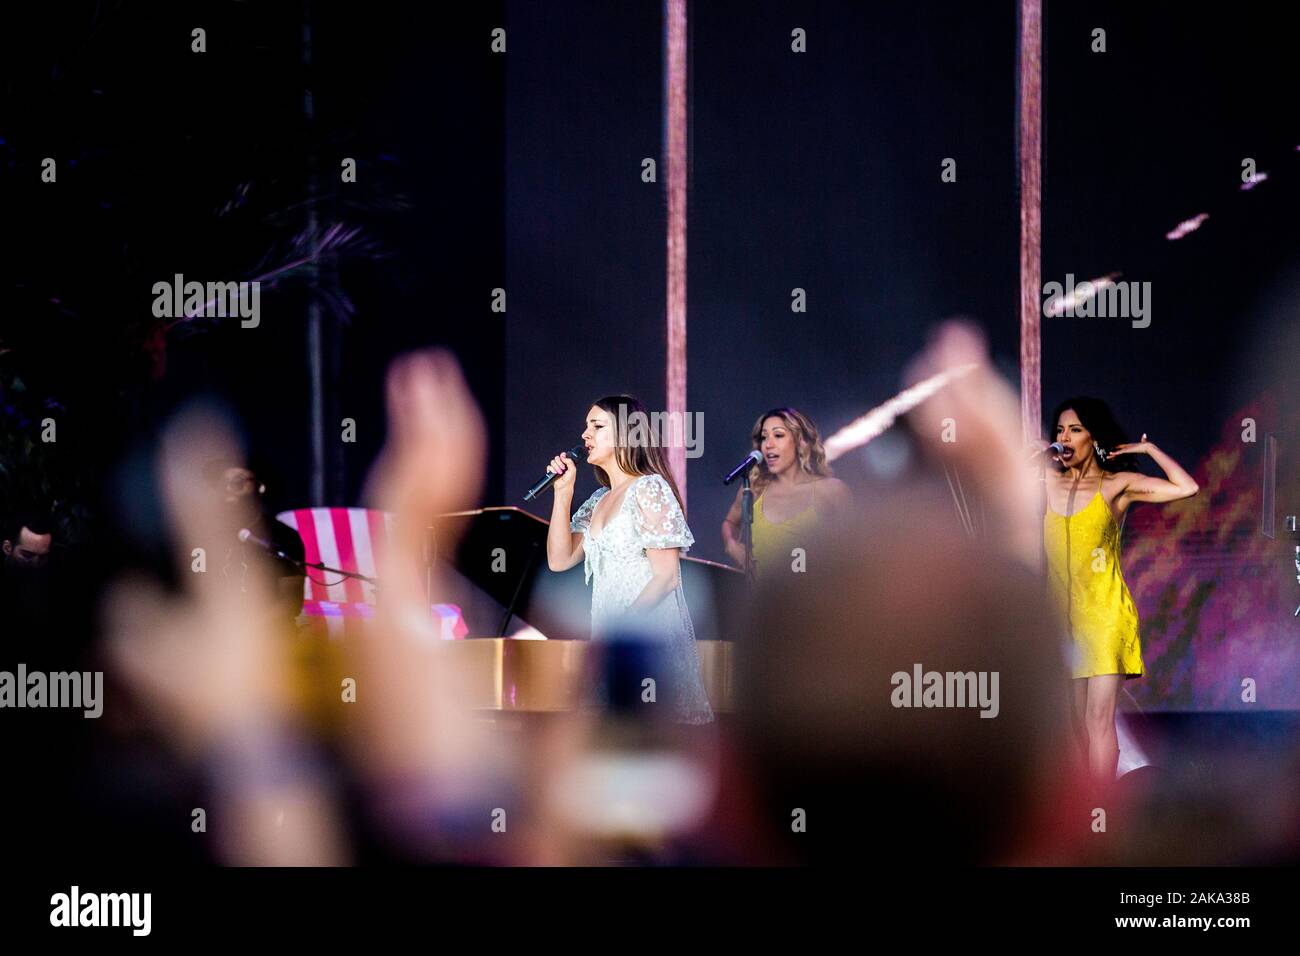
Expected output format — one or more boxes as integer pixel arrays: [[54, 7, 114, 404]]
[[748, 407, 833, 496], [589, 395, 688, 516]]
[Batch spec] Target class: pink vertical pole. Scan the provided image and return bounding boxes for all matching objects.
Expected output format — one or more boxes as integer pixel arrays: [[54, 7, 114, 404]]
[[1018, 0, 1043, 444], [665, 0, 689, 507]]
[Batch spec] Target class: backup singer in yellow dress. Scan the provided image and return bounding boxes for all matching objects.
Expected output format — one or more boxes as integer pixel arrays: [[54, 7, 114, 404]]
[[1041, 397, 1199, 784], [751, 483, 824, 579], [1044, 490, 1143, 680], [721, 407, 851, 580]]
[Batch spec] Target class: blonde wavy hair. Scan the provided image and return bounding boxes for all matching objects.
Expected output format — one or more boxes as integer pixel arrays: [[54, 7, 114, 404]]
[[748, 407, 833, 496]]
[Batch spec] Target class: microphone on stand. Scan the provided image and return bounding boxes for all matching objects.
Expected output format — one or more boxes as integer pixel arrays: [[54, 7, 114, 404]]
[[237, 527, 294, 561], [239, 527, 379, 587], [722, 450, 763, 588], [723, 450, 763, 485], [524, 444, 588, 501]]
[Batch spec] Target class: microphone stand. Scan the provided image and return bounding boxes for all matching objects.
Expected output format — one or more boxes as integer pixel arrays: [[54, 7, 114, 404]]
[[497, 540, 542, 637], [1026, 442, 1054, 576], [740, 471, 756, 589], [308, 561, 379, 589], [1038, 454, 1048, 576], [256, 545, 379, 591], [1293, 544, 1299, 618], [723, 454, 760, 589]]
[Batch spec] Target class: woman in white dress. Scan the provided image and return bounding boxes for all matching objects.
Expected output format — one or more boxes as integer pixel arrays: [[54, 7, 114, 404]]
[[544, 395, 714, 724]]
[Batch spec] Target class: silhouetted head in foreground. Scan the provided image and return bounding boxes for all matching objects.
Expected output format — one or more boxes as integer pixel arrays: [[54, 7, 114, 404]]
[[736, 484, 1075, 865]]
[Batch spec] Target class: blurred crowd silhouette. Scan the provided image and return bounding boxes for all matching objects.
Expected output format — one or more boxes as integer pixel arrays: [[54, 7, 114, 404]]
[[4, 322, 1298, 867]]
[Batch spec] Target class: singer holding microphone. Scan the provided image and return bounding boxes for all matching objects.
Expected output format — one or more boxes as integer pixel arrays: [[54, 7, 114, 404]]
[[1039, 397, 1198, 786], [540, 395, 713, 725], [721, 407, 851, 580]]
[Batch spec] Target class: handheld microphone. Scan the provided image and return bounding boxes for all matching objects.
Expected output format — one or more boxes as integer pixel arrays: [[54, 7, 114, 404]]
[[1028, 442, 1065, 459], [723, 450, 763, 485], [524, 444, 587, 501]]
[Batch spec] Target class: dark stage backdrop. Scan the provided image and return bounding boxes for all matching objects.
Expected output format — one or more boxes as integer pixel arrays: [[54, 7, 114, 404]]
[[0, 3, 508, 647], [503, 1, 1300, 710], [4, 2, 1296, 712], [505, 0, 1019, 549]]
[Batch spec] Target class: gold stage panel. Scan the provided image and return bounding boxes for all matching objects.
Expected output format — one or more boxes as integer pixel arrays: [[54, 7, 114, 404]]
[[443, 638, 733, 713]]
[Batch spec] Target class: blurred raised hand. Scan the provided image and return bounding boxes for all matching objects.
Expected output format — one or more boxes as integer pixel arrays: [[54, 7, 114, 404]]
[[366, 350, 487, 560], [351, 350, 511, 858], [105, 409, 289, 752], [904, 320, 1043, 568], [104, 408, 348, 864]]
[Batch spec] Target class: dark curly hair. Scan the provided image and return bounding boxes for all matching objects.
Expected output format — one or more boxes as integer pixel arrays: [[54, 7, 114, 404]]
[[1048, 396, 1132, 472]]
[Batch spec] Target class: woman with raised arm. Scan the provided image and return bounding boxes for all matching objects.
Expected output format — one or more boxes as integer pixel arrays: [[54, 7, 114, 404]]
[[1041, 396, 1198, 786], [544, 395, 713, 725]]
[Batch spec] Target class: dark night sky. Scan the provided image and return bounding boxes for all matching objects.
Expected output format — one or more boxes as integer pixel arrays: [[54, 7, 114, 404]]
[[506, 0, 1019, 559], [2, 0, 1297, 571], [505, 0, 1298, 564]]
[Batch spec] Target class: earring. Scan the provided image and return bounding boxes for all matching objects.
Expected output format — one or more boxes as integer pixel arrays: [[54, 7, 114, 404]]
[[1094, 442, 1107, 462]]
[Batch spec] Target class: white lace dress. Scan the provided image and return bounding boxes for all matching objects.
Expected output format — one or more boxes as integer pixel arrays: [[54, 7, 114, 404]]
[[570, 474, 715, 724]]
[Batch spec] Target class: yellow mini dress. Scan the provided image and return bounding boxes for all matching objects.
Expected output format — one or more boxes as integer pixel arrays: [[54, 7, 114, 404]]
[[752, 484, 822, 580], [1043, 490, 1143, 679]]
